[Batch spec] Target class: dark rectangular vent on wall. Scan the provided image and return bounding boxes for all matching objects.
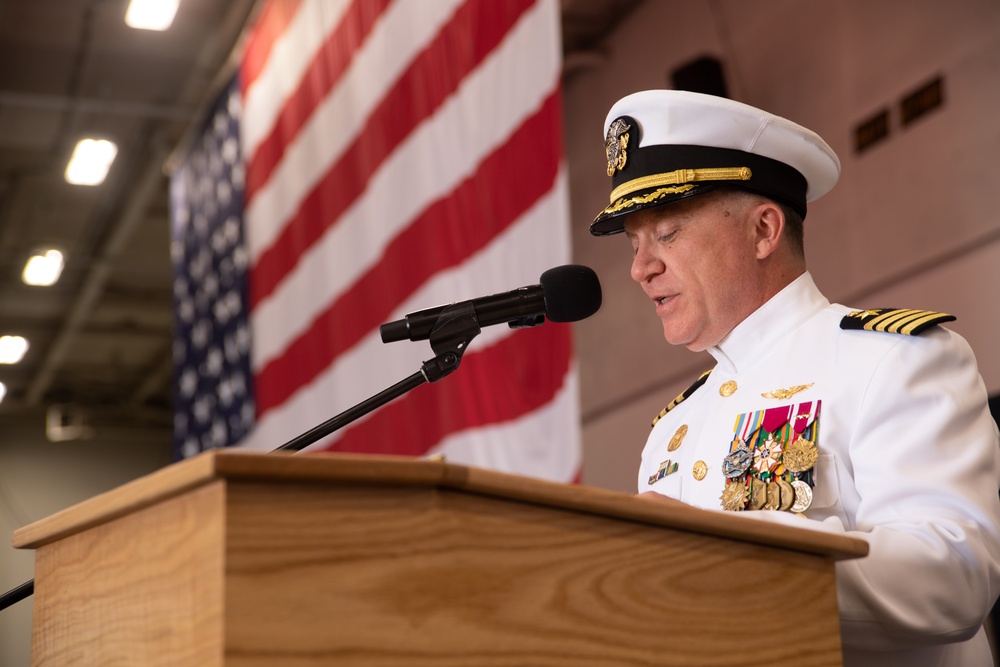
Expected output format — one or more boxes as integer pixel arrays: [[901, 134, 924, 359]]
[[854, 109, 890, 154], [900, 76, 944, 127]]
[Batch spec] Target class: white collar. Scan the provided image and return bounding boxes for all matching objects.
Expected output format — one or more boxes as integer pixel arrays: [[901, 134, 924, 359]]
[[707, 271, 829, 374]]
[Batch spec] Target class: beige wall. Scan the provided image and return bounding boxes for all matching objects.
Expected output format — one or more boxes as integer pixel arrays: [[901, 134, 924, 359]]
[[568, 0, 1000, 492], [0, 421, 172, 666]]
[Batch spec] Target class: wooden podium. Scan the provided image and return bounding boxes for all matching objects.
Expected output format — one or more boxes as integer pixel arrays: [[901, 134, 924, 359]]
[[13, 450, 867, 666]]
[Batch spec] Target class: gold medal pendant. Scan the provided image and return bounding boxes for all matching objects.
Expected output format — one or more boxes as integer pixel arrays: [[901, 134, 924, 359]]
[[776, 478, 796, 511], [720, 479, 749, 511], [748, 476, 767, 510], [783, 436, 818, 473], [763, 482, 782, 510]]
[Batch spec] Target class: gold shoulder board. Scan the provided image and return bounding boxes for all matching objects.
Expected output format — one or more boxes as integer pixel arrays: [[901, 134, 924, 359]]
[[651, 370, 712, 428], [840, 308, 955, 336]]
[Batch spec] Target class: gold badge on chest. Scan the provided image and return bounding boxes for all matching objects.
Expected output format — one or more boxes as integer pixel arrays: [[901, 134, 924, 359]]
[[761, 383, 813, 400], [667, 424, 688, 451]]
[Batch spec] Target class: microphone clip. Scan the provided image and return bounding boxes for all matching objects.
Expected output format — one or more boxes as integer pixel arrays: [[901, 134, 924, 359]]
[[429, 300, 480, 355], [423, 301, 481, 382], [509, 314, 545, 329]]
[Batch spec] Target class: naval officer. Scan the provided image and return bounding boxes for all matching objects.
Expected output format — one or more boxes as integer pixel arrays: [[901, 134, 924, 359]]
[[591, 89, 1000, 665]]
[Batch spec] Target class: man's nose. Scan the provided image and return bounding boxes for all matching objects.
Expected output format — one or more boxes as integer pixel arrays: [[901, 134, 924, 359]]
[[630, 241, 663, 283]]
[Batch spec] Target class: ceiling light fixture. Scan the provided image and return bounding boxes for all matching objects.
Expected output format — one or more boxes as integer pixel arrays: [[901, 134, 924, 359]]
[[0, 336, 29, 364], [65, 138, 118, 186], [23, 249, 65, 287], [125, 0, 180, 31], [0, 382, 6, 404]]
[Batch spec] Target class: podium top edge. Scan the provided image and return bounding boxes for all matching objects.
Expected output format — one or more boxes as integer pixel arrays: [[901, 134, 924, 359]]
[[13, 449, 868, 561]]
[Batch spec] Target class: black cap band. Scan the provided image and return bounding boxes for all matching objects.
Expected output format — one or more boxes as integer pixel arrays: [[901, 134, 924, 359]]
[[591, 144, 809, 236]]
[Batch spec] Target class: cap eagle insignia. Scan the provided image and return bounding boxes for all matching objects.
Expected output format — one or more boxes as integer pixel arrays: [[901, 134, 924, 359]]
[[605, 117, 630, 176]]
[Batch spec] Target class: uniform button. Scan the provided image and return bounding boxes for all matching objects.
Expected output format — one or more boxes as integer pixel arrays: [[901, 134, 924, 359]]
[[692, 460, 708, 480], [719, 380, 737, 397]]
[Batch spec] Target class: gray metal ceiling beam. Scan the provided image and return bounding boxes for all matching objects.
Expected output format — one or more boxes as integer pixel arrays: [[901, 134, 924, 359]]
[[24, 143, 168, 406], [0, 91, 195, 121]]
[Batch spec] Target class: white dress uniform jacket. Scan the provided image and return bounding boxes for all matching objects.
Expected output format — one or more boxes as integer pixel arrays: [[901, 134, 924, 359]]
[[639, 272, 1000, 666]]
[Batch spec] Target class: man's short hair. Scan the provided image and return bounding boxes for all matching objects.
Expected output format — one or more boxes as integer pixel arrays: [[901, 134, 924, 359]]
[[716, 187, 805, 258]]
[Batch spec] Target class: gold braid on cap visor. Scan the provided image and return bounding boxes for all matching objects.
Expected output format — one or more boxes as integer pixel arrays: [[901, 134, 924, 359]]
[[608, 166, 752, 203]]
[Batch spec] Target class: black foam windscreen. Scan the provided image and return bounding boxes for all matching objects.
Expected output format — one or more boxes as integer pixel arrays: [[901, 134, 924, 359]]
[[539, 264, 602, 322]]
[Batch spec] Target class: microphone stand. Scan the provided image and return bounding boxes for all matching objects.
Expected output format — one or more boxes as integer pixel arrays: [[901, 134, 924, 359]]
[[274, 300, 483, 452], [0, 580, 33, 612], [1, 304, 489, 612]]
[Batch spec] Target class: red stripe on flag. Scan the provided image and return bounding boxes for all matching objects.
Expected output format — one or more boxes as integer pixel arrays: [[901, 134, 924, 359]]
[[247, 0, 538, 308], [240, 0, 304, 93], [316, 322, 573, 456], [243, 0, 392, 201], [254, 90, 562, 416]]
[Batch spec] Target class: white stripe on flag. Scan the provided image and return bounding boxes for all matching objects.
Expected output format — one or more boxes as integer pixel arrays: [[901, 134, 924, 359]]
[[243, 0, 465, 258], [248, 0, 563, 370], [241, 0, 352, 161]]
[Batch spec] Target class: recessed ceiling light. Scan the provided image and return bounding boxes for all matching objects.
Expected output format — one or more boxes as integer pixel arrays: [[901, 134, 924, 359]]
[[125, 0, 180, 31], [65, 138, 118, 186], [0, 336, 29, 364], [23, 249, 65, 287]]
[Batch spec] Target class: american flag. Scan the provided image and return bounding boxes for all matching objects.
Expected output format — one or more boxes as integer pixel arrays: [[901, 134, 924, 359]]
[[170, 0, 580, 482], [170, 77, 254, 458]]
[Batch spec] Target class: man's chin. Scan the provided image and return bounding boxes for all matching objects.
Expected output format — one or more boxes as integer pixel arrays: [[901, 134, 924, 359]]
[[662, 324, 712, 352], [661, 326, 693, 349]]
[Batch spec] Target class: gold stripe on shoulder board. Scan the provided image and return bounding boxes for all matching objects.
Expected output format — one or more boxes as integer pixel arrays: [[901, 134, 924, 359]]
[[840, 308, 955, 336]]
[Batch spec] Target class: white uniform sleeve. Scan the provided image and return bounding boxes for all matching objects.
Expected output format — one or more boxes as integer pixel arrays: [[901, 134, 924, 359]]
[[830, 328, 1000, 650]]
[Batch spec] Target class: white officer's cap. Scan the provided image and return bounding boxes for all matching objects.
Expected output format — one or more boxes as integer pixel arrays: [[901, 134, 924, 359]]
[[591, 90, 841, 235]]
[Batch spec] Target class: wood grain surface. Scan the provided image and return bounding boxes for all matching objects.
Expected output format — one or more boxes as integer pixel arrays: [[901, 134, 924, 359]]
[[16, 450, 859, 665], [221, 481, 843, 666], [30, 482, 226, 666]]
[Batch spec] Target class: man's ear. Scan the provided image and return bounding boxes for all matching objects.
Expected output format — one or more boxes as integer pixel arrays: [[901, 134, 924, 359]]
[[753, 201, 785, 260]]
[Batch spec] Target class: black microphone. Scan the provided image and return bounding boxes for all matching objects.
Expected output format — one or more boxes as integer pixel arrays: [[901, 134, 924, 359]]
[[380, 264, 602, 343]]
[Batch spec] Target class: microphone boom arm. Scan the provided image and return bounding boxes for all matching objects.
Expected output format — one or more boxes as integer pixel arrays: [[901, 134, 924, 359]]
[[274, 301, 482, 452]]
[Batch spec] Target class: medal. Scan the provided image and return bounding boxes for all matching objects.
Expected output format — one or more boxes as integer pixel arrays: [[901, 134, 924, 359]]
[[748, 476, 767, 510], [720, 479, 749, 511], [776, 478, 796, 511], [783, 437, 818, 472], [722, 443, 752, 479], [763, 482, 782, 510], [753, 437, 784, 474], [791, 480, 813, 512]]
